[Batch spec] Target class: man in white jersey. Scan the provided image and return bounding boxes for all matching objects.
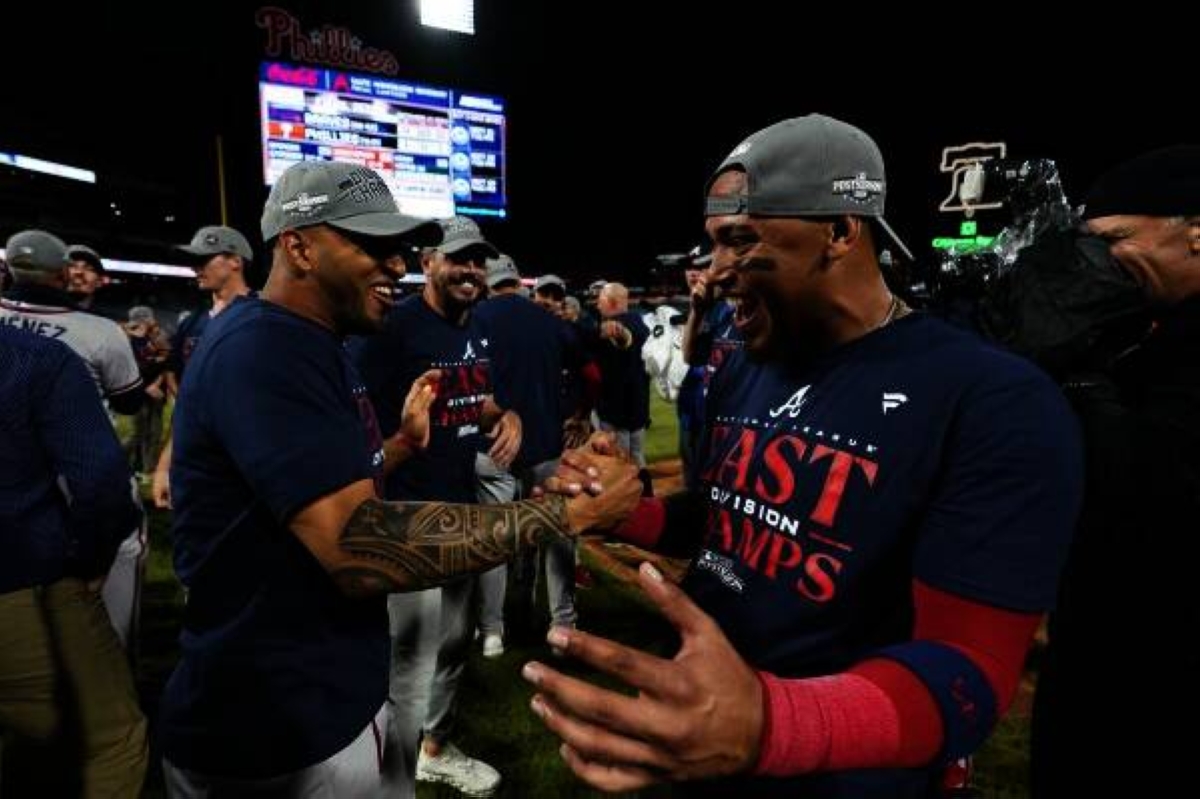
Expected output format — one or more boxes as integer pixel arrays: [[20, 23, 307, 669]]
[[1, 229, 147, 654]]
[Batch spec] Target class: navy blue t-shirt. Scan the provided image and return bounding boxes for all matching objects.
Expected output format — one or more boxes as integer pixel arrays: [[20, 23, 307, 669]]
[[473, 294, 583, 469], [351, 295, 491, 503], [685, 313, 1081, 796], [169, 293, 255, 379], [595, 310, 651, 430], [160, 298, 388, 778]]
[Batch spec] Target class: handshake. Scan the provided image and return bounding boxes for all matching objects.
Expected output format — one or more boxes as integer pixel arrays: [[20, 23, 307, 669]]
[[543, 432, 644, 536]]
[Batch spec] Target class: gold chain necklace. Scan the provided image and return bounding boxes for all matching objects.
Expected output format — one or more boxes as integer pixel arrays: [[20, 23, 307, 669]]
[[873, 293, 910, 331]]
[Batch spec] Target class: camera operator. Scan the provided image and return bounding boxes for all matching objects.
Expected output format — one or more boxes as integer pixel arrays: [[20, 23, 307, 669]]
[[1030, 146, 1200, 798]]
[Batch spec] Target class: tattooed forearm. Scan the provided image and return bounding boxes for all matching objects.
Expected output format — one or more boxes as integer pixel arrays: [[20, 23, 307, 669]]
[[334, 495, 571, 595]]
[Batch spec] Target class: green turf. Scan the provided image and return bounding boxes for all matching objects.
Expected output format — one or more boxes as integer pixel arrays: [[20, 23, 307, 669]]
[[643, 393, 680, 465]]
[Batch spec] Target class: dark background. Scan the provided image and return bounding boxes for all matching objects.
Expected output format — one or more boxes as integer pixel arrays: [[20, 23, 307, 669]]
[[1, 0, 1193, 287]]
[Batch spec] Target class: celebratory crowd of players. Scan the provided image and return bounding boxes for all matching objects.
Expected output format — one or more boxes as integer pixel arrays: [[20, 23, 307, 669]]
[[3, 114, 1198, 799]]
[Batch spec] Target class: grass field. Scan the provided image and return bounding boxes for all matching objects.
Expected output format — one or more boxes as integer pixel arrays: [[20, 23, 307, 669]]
[[125, 392, 1032, 797]]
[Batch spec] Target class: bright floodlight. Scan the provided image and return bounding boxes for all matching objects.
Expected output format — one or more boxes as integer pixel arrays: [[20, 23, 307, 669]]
[[420, 0, 475, 35]]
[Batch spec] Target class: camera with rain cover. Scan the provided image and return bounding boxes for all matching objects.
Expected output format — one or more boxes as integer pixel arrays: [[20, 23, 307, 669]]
[[931, 158, 1149, 379]]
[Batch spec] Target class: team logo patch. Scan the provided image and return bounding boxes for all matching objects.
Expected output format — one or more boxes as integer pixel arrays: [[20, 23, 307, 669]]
[[769, 385, 812, 419], [831, 172, 884, 204]]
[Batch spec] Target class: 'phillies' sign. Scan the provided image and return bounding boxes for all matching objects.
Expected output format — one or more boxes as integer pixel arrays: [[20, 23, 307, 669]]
[[256, 6, 399, 75]]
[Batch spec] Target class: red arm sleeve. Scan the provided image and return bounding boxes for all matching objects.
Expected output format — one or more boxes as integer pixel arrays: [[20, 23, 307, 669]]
[[754, 580, 1041, 775]]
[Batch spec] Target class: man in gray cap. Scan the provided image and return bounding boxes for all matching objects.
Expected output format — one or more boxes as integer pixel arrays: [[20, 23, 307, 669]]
[[122, 305, 171, 477], [525, 114, 1083, 797], [533, 273, 567, 317], [676, 248, 739, 490], [474, 254, 597, 662], [151, 224, 254, 510], [159, 160, 640, 798], [351, 215, 523, 797], [66, 243, 107, 312]]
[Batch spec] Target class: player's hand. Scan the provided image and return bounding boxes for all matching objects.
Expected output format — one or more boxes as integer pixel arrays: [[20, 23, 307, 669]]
[[399, 369, 439, 450], [562, 452, 640, 533], [152, 469, 172, 509], [538, 432, 627, 497], [524, 563, 763, 791], [487, 409, 522, 470]]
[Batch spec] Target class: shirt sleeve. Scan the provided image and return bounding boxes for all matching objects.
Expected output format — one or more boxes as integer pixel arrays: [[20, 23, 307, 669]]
[[914, 361, 1083, 611], [97, 321, 144, 397], [206, 325, 376, 523]]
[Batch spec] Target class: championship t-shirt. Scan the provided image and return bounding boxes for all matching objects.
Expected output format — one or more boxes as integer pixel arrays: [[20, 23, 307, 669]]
[[684, 313, 1081, 796], [160, 298, 388, 778], [688, 313, 1080, 677], [351, 295, 491, 503]]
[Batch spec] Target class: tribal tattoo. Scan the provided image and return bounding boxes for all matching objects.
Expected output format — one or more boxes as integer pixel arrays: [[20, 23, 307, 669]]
[[334, 494, 571, 595]]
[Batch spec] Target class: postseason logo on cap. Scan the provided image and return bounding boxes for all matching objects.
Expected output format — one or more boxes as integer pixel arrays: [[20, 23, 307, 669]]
[[281, 192, 330, 218], [831, 172, 884, 205]]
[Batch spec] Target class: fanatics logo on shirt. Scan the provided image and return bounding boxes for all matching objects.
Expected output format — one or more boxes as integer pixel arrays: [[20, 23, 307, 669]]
[[882, 392, 908, 414]]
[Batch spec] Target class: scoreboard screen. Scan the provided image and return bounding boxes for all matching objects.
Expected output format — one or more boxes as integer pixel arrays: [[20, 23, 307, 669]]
[[259, 61, 506, 220]]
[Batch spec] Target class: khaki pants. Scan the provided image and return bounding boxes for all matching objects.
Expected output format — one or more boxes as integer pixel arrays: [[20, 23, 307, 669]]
[[0, 579, 147, 798]]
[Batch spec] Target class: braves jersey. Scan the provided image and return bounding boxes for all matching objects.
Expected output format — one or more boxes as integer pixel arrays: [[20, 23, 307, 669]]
[[0, 290, 141, 402], [351, 295, 492, 503], [687, 313, 1081, 679]]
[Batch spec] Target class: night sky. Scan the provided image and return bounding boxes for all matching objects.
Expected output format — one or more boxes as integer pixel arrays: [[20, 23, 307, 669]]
[[2, 1, 1193, 287]]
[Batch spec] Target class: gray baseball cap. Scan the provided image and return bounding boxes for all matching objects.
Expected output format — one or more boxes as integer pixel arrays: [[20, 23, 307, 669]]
[[128, 305, 155, 324], [436, 216, 499, 259], [535, 274, 567, 293], [177, 226, 255, 261], [704, 113, 913, 261], [5, 229, 70, 271], [486, 253, 520, 288], [67, 244, 105, 273], [261, 161, 442, 247]]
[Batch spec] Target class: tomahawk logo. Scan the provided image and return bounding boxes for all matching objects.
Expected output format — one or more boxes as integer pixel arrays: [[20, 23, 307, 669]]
[[769, 385, 812, 419], [882, 392, 908, 414]]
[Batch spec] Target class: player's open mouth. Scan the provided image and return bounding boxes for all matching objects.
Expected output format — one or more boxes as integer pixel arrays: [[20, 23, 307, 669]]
[[732, 295, 760, 333], [369, 284, 397, 308]]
